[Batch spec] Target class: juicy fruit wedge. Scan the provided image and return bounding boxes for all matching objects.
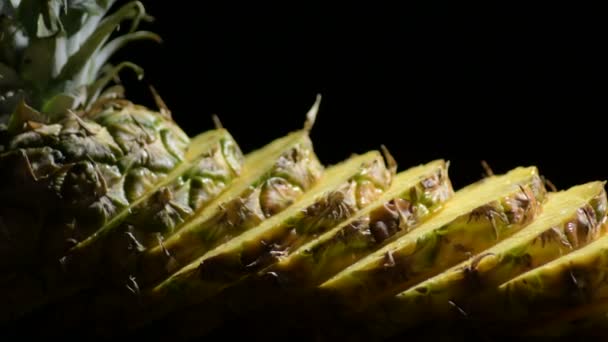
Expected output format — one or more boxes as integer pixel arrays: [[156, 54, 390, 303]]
[[0, 128, 244, 322], [320, 166, 546, 310], [264, 159, 454, 287], [138, 150, 392, 325], [374, 181, 607, 336], [137, 129, 324, 286]]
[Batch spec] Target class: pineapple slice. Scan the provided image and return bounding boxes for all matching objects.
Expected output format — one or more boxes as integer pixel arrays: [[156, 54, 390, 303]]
[[264, 159, 454, 288], [137, 127, 325, 286], [134, 150, 392, 328], [60, 128, 246, 285], [151, 159, 453, 338], [496, 216, 608, 334], [0, 128, 244, 322], [320, 166, 546, 311], [369, 181, 607, 337]]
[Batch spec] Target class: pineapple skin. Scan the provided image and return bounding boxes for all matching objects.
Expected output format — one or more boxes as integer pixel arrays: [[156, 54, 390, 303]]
[[364, 183, 608, 338], [137, 135, 324, 286], [499, 228, 608, 331], [3, 2, 608, 340], [321, 170, 547, 311], [0, 118, 245, 324], [8, 132, 325, 332], [86, 129, 244, 283], [147, 160, 454, 338], [0, 101, 188, 271], [0, 0, 249, 324], [128, 152, 392, 330], [265, 160, 454, 288], [0, 1, 204, 272]]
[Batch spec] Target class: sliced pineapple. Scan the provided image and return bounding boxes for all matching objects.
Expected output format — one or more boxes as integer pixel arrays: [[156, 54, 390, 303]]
[[320, 166, 546, 311], [496, 215, 608, 331], [264, 159, 453, 288], [135, 150, 392, 327], [137, 127, 325, 286], [154, 159, 453, 338], [370, 181, 607, 337]]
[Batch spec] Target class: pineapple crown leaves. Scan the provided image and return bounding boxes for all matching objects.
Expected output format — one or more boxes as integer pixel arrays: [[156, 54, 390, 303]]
[[0, 0, 160, 126]]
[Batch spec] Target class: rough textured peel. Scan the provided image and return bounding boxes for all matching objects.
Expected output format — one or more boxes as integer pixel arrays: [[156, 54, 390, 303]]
[[136, 129, 324, 287], [151, 158, 453, 338], [495, 220, 608, 332], [132, 150, 391, 329], [367, 181, 607, 338], [320, 166, 546, 310], [264, 159, 454, 288], [0, 101, 190, 270], [0, 127, 244, 322]]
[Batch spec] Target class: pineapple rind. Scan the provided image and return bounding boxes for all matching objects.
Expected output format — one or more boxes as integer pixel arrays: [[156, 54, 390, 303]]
[[366, 181, 607, 338], [498, 221, 608, 327], [87, 129, 245, 280], [134, 151, 391, 329], [265, 159, 454, 288], [137, 131, 324, 286], [152, 159, 454, 338], [0, 127, 244, 322], [0, 101, 189, 270], [320, 166, 547, 311]]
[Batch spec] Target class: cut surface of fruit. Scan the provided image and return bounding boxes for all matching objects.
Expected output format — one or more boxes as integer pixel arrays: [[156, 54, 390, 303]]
[[140, 150, 391, 325], [0, 128, 244, 322], [137, 128, 324, 286], [373, 181, 607, 335], [320, 166, 546, 310], [264, 159, 453, 287]]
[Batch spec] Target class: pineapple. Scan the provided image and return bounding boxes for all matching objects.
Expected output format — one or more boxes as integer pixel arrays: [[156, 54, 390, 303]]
[[0, 0, 190, 269], [1, 103, 326, 325], [23, 149, 390, 335], [3, 2, 608, 340], [264, 159, 454, 288], [141, 158, 455, 338], [319, 166, 547, 311], [136, 121, 325, 287], [125, 150, 392, 328], [0, 0, 247, 321], [0, 127, 246, 320], [365, 181, 607, 338], [495, 222, 608, 336]]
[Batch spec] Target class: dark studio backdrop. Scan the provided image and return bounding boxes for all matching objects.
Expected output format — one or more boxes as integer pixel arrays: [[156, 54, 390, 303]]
[[114, 1, 606, 192]]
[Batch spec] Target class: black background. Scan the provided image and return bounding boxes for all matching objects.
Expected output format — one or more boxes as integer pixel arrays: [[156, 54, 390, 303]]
[[114, 1, 607, 191]]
